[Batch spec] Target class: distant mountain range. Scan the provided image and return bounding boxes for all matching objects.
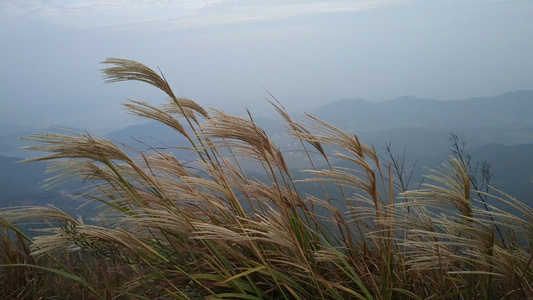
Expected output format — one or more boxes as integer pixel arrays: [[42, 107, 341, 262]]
[[1, 90, 532, 209], [3, 90, 532, 158], [311, 90, 533, 132]]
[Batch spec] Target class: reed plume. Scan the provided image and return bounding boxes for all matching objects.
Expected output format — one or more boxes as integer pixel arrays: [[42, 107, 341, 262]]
[[1, 58, 531, 299]]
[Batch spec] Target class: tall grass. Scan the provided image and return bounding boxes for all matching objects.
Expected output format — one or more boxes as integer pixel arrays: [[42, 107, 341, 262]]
[[1, 58, 532, 299]]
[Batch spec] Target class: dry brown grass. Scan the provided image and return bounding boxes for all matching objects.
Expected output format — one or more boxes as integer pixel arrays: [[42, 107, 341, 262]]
[[0, 58, 531, 299]]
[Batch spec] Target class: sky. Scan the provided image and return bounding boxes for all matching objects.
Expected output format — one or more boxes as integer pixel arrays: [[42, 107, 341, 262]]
[[1, 0, 533, 132]]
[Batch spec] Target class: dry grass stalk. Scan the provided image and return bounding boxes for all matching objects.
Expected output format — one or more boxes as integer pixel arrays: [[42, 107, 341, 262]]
[[0, 58, 531, 299]]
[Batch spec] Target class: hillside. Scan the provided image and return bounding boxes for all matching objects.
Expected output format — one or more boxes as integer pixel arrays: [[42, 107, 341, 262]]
[[2, 91, 532, 210], [0, 155, 47, 206], [312, 90, 533, 132], [0, 125, 85, 159], [0, 155, 98, 217], [417, 143, 533, 205]]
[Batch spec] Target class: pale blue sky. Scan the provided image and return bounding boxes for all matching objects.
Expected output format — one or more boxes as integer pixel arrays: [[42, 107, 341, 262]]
[[1, 0, 533, 131]]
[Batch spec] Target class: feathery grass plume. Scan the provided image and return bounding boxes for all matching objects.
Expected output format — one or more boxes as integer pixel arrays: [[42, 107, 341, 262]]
[[145, 152, 189, 177], [304, 113, 379, 166], [200, 109, 289, 174], [102, 57, 214, 167], [244, 208, 295, 248], [269, 99, 326, 159], [41, 159, 112, 188], [101, 58, 175, 99], [102, 58, 208, 123], [124, 99, 191, 139], [294, 114, 386, 240], [162, 97, 209, 122], [240, 179, 300, 210], [21, 130, 134, 165], [395, 158, 533, 297], [123, 207, 195, 236], [402, 158, 473, 218], [0, 206, 79, 224], [4, 58, 533, 299]]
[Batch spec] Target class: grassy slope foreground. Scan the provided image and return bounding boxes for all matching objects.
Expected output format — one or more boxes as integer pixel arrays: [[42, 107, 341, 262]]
[[0, 59, 532, 299]]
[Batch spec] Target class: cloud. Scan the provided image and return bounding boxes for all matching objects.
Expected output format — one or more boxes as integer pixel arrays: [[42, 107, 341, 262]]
[[1, 0, 410, 30]]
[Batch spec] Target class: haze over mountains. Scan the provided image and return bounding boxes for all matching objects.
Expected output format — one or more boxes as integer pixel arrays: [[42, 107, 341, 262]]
[[313, 91, 533, 132], [1, 90, 532, 209], [311, 90, 533, 161]]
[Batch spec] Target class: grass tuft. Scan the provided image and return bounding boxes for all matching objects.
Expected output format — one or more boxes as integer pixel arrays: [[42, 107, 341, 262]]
[[1, 58, 531, 299]]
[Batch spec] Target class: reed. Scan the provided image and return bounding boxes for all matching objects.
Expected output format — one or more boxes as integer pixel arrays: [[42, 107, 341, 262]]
[[1, 58, 531, 299]]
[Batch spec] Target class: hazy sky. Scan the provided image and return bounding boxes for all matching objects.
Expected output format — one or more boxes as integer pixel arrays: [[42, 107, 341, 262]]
[[1, 0, 533, 131]]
